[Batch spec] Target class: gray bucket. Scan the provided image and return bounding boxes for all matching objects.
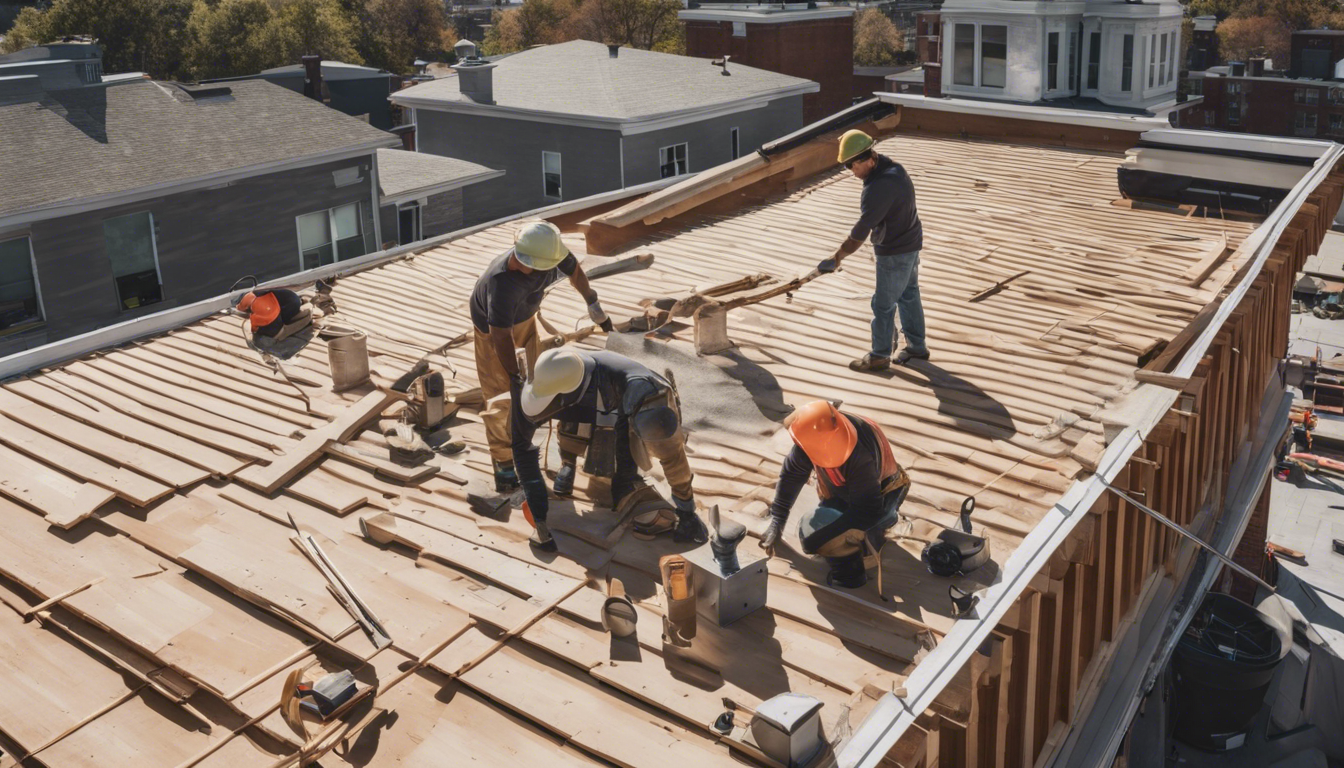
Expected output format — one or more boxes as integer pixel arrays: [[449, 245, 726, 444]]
[[324, 326, 370, 392]]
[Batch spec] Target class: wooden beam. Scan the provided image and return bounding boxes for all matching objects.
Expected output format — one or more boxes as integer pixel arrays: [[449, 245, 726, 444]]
[[236, 390, 396, 493]]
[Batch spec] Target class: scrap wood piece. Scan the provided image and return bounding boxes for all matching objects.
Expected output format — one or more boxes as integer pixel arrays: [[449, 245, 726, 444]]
[[1133, 369, 1193, 389], [322, 443, 438, 484], [287, 514, 392, 650], [237, 390, 397, 493], [0, 442, 115, 528], [1267, 542, 1307, 563], [1180, 232, 1231, 287], [969, 270, 1031, 303]]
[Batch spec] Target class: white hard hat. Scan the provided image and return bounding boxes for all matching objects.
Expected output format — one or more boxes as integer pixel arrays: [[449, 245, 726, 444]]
[[513, 222, 568, 271], [521, 348, 587, 417]]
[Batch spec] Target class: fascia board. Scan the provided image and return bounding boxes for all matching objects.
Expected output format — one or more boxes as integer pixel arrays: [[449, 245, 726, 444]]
[[940, 0, 1085, 15], [380, 168, 506, 206], [876, 93, 1171, 131], [677, 7, 854, 22], [839, 135, 1344, 768], [0, 139, 398, 229]]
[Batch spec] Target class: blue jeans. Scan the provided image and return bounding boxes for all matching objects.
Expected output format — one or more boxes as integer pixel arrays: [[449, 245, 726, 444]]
[[871, 250, 926, 358]]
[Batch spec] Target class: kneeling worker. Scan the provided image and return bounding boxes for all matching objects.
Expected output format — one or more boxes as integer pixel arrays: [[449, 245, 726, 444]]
[[760, 400, 910, 589], [513, 348, 708, 550], [236, 288, 309, 341]]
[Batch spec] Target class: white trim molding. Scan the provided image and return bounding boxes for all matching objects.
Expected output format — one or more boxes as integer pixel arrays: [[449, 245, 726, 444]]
[[677, 7, 854, 23], [379, 169, 505, 207]]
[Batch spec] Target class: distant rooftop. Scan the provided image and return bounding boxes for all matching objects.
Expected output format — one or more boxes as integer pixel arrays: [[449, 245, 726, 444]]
[[259, 60, 394, 82], [376, 148, 502, 203]]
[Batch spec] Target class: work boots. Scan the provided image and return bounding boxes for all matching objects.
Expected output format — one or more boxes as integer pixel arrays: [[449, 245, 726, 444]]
[[493, 461, 519, 493], [552, 463, 576, 497], [825, 553, 868, 590], [631, 495, 709, 544]]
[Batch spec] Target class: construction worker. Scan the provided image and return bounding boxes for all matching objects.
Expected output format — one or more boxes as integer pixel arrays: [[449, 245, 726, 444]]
[[760, 400, 910, 589], [236, 288, 309, 340], [471, 222, 613, 492], [820, 130, 926, 372], [512, 348, 708, 551]]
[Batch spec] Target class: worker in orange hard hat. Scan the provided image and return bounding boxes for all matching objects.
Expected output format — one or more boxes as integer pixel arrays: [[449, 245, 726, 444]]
[[760, 400, 910, 589], [236, 288, 306, 339]]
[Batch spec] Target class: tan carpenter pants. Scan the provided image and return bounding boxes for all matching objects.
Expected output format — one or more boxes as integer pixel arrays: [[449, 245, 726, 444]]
[[473, 314, 543, 465], [632, 389, 695, 502]]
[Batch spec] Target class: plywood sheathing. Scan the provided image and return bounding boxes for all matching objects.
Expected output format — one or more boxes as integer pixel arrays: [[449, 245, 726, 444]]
[[0, 133, 1288, 767]]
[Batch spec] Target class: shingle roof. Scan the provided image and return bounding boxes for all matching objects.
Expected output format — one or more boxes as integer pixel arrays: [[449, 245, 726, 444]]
[[376, 148, 501, 200], [0, 79, 398, 219], [392, 40, 817, 120]]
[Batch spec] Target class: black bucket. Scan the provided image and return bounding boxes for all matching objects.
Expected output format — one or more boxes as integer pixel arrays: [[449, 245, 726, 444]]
[[1171, 592, 1287, 751]]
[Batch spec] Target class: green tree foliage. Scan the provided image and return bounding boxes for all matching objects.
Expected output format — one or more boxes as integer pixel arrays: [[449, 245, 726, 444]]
[[1, 0, 194, 78], [363, 0, 447, 74], [481, 0, 683, 56], [1216, 14, 1291, 63], [853, 8, 904, 67], [1, 6, 53, 53], [573, 0, 682, 50], [183, 0, 273, 79], [264, 0, 363, 67]]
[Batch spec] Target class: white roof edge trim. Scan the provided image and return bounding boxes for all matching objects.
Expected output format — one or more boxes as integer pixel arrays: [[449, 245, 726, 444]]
[[379, 168, 506, 206], [678, 7, 854, 22], [875, 93, 1173, 131], [0, 174, 687, 381], [0, 138, 399, 231], [1140, 127, 1333, 159], [840, 138, 1344, 768]]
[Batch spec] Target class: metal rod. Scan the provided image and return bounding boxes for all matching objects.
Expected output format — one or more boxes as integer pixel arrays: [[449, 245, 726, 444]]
[[1102, 481, 1275, 593]]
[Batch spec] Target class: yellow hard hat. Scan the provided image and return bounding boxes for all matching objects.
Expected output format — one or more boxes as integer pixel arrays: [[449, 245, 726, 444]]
[[520, 348, 588, 417], [513, 222, 569, 271], [837, 129, 875, 164]]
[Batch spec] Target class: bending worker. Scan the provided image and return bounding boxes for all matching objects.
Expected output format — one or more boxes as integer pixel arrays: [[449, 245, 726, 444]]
[[760, 400, 910, 589], [236, 288, 309, 341], [819, 130, 927, 372], [470, 222, 613, 492], [512, 348, 708, 551]]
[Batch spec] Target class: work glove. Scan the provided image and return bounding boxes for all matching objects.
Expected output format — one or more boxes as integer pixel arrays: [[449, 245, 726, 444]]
[[759, 515, 785, 552], [588, 299, 615, 332], [817, 258, 839, 274]]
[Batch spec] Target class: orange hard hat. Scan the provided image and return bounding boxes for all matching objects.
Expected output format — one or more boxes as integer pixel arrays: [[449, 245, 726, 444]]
[[789, 400, 857, 469], [247, 292, 281, 330], [236, 291, 257, 312]]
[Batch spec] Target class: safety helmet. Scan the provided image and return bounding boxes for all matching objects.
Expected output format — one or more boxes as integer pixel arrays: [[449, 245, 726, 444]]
[[240, 291, 281, 330], [521, 348, 588, 418], [513, 222, 569, 271], [631, 404, 680, 442], [837, 129, 875, 165], [788, 400, 857, 469]]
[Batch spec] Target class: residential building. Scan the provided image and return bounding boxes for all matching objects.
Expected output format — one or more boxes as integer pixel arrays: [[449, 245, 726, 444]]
[[1176, 31, 1344, 140], [681, 2, 854, 122], [854, 65, 917, 100], [390, 39, 817, 224], [376, 148, 502, 246], [205, 57, 401, 130], [0, 42, 399, 356], [1187, 15, 1220, 72], [886, 66, 926, 95], [0, 92, 1338, 768]]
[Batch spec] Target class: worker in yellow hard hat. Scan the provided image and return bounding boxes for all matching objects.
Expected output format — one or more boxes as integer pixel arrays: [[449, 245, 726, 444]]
[[510, 347, 706, 551], [820, 129, 927, 372], [470, 221, 613, 492], [760, 400, 910, 589]]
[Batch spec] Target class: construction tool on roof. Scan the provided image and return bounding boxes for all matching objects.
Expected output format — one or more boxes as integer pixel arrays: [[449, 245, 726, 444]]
[[659, 554, 696, 647], [321, 325, 371, 392], [708, 505, 746, 576], [730, 692, 826, 768], [681, 507, 768, 627], [949, 584, 978, 617], [404, 371, 448, 429], [287, 513, 392, 649], [600, 578, 638, 638], [919, 497, 991, 578]]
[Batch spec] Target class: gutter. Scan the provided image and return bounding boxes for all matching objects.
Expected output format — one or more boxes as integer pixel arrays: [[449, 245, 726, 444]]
[[0, 174, 687, 382], [875, 93, 1173, 132], [839, 135, 1344, 768]]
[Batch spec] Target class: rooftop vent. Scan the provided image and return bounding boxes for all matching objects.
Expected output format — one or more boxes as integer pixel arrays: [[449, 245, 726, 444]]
[[452, 39, 496, 105], [608, 44, 620, 58]]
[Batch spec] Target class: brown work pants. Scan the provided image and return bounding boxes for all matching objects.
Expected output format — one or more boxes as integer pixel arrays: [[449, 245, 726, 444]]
[[628, 389, 695, 502], [473, 314, 543, 465]]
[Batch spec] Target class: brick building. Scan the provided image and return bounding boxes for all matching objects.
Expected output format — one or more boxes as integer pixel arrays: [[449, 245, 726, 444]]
[[681, 3, 855, 122], [1177, 31, 1344, 140]]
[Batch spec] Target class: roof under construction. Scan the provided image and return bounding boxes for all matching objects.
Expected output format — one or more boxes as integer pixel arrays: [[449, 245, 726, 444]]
[[0, 100, 1337, 768]]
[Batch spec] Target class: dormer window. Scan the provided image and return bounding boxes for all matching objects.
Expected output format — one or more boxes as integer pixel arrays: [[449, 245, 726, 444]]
[[952, 23, 1007, 89]]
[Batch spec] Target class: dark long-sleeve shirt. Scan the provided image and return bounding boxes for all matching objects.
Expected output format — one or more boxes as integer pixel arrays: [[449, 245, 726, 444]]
[[770, 414, 889, 525], [849, 154, 922, 257]]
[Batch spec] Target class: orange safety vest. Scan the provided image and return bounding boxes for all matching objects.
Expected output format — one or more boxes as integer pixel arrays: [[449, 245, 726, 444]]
[[815, 415, 909, 499]]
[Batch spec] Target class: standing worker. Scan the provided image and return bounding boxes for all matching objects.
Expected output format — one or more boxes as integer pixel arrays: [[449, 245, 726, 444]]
[[819, 130, 927, 372], [760, 400, 911, 589], [512, 348, 708, 551], [471, 222, 613, 492]]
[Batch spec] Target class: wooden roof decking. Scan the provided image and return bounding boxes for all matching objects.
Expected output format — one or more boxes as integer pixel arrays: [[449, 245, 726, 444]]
[[0, 133, 1259, 767]]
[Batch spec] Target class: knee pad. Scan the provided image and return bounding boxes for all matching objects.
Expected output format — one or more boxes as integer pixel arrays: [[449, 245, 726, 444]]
[[797, 504, 848, 555]]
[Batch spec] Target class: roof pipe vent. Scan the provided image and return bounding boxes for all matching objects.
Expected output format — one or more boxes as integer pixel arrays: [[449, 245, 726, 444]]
[[749, 693, 826, 767], [608, 44, 620, 58], [452, 39, 496, 105]]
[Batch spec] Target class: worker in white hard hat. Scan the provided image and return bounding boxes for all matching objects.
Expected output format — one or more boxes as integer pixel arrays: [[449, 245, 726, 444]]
[[470, 222, 613, 492], [820, 129, 927, 372], [512, 347, 707, 551]]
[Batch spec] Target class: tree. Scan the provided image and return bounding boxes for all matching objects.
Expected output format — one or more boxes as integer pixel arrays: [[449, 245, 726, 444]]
[[854, 8, 904, 67], [1, 0, 195, 79], [573, 0, 681, 50], [1216, 15, 1290, 65], [480, 7, 524, 54], [364, 0, 447, 74], [263, 0, 362, 65], [1, 7, 53, 54], [184, 0, 275, 79]]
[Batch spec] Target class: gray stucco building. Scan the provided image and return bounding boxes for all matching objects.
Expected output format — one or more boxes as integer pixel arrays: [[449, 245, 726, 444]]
[[391, 40, 818, 225]]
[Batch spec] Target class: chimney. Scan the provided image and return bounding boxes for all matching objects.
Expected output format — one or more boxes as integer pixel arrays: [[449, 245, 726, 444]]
[[1229, 60, 1246, 77], [1248, 57, 1265, 76], [452, 39, 497, 105], [302, 55, 324, 102], [608, 44, 620, 58], [391, 124, 416, 152]]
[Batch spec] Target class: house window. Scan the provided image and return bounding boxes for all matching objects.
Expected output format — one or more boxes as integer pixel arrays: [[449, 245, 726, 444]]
[[1227, 81, 1242, 94], [1296, 88, 1320, 105], [1149, 34, 1156, 88], [1048, 32, 1059, 91], [542, 151, 562, 199], [102, 212, 162, 310], [0, 236, 42, 333], [1159, 33, 1168, 85], [1087, 31, 1100, 90], [1122, 35, 1134, 92], [1227, 103, 1241, 125], [397, 202, 422, 245], [953, 24, 975, 86], [1331, 87, 1344, 105], [659, 143, 688, 178], [730, 127, 740, 160], [1296, 110, 1319, 136], [1330, 113, 1343, 131], [981, 25, 1007, 88], [1168, 33, 1178, 84], [732, 21, 746, 37], [1205, 110, 1215, 126], [1068, 31, 1078, 91], [297, 202, 365, 270]]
